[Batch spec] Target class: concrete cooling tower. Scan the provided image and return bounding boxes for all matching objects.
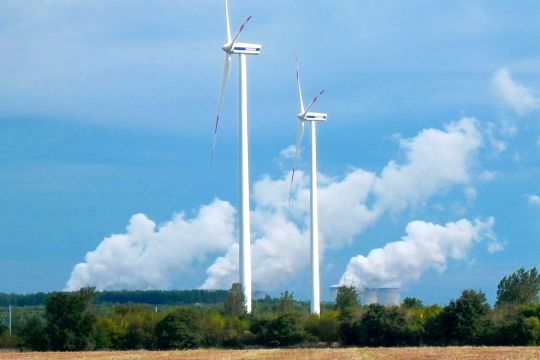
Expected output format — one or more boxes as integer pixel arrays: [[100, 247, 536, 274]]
[[360, 287, 378, 305], [377, 288, 400, 306], [329, 285, 400, 306]]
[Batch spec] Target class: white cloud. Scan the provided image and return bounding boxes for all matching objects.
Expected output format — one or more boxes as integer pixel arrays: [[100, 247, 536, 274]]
[[464, 187, 477, 201], [66, 199, 236, 291], [201, 203, 312, 291], [201, 244, 239, 290], [528, 194, 540, 207], [478, 170, 497, 182], [279, 145, 297, 160], [340, 218, 495, 288], [317, 171, 379, 248], [68, 117, 486, 292], [203, 118, 484, 290], [492, 68, 540, 115], [451, 203, 467, 217], [487, 241, 505, 254], [372, 118, 481, 212], [202, 169, 379, 290], [485, 122, 508, 154], [498, 119, 518, 138]]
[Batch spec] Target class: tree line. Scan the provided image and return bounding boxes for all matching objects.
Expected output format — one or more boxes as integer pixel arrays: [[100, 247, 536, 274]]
[[0, 289, 229, 307], [0, 267, 538, 350]]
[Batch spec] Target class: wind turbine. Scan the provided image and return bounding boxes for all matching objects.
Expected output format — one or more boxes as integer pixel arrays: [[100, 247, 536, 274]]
[[212, 0, 261, 314], [290, 57, 327, 315]]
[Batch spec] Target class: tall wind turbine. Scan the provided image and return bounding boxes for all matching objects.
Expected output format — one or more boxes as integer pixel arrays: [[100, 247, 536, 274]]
[[290, 57, 327, 315], [212, 0, 261, 314]]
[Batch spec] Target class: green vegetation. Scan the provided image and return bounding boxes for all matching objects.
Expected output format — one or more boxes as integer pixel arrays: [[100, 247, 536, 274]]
[[0, 289, 228, 307], [155, 307, 205, 349], [0, 267, 539, 350], [496, 267, 540, 306], [335, 286, 358, 311], [45, 288, 97, 351], [224, 283, 247, 318]]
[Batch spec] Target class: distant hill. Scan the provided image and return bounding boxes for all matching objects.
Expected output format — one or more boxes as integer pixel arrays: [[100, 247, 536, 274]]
[[0, 289, 229, 307]]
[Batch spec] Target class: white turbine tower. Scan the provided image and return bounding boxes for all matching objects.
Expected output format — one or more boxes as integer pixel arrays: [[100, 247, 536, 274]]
[[290, 57, 327, 315], [212, 0, 261, 314]]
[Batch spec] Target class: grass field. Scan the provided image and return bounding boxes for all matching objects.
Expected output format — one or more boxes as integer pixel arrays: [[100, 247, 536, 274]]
[[0, 348, 539, 360]]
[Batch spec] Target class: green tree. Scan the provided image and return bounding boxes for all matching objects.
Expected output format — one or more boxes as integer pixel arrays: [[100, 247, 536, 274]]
[[224, 283, 247, 318], [155, 307, 204, 349], [440, 289, 490, 345], [264, 313, 306, 347], [278, 291, 295, 313], [408, 304, 443, 345], [95, 316, 117, 349], [121, 321, 155, 350], [335, 286, 358, 311], [402, 297, 423, 309], [222, 316, 253, 348], [20, 315, 48, 351], [95, 305, 157, 350], [511, 304, 540, 345], [517, 316, 540, 345], [46, 287, 97, 351], [304, 311, 340, 343], [353, 304, 410, 346], [199, 311, 226, 347], [496, 267, 540, 306], [339, 309, 362, 346]]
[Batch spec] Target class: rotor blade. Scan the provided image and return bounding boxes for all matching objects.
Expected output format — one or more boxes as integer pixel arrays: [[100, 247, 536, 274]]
[[231, 16, 252, 44], [288, 168, 297, 206], [294, 120, 305, 160], [225, 0, 232, 43], [304, 90, 325, 114], [295, 55, 305, 113], [211, 54, 232, 164], [289, 120, 305, 206]]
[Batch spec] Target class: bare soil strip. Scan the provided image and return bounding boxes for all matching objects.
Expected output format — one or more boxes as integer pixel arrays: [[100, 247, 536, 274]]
[[0, 347, 538, 360]]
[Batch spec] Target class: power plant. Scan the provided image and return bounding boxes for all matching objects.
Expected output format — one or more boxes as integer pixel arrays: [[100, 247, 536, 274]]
[[330, 285, 400, 306], [377, 288, 400, 306]]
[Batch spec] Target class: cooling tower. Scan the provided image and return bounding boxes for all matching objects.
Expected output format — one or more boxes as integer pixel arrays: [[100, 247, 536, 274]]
[[360, 287, 378, 305], [377, 288, 400, 306], [329, 285, 339, 301]]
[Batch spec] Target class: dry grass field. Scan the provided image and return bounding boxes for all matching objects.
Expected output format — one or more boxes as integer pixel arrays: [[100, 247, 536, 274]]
[[0, 348, 539, 360]]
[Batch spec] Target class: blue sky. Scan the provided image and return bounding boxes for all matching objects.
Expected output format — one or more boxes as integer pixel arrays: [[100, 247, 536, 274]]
[[0, 0, 539, 304]]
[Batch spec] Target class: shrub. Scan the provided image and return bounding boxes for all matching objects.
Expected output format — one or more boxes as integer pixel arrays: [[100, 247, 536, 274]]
[[305, 311, 340, 343], [20, 315, 48, 351], [155, 307, 204, 349], [354, 304, 410, 346], [253, 313, 306, 347]]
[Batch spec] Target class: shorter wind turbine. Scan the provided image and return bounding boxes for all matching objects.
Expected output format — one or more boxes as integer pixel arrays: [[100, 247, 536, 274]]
[[289, 57, 327, 315]]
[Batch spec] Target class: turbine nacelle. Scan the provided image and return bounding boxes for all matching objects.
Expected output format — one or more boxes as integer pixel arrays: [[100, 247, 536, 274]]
[[222, 42, 262, 55], [289, 57, 327, 206], [212, 1, 261, 164], [297, 112, 328, 122]]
